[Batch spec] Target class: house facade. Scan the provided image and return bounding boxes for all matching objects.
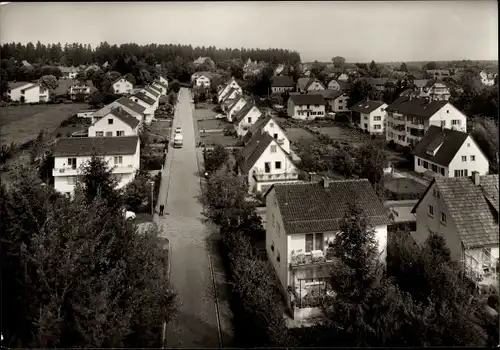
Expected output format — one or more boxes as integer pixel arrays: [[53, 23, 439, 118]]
[[195, 75, 211, 88], [296, 78, 325, 93], [68, 82, 92, 100], [239, 132, 299, 194], [112, 78, 134, 95], [337, 73, 349, 82], [218, 77, 242, 101], [412, 126, 489, 178], [385, 96, 467, 147], [88, 108, 140, 137], [327, 79, 340, 90], [52, 136, 140, 196], [350, 100, 388, 134], [233, 103, 262, 137], [287, 94, 326, 120], [271, 76, 295, 94], [7, 82, 49, 103], [329, 92, 350, 113], [226, 96, 248, 122], [99, 98, 146, 124], [415, 81, 451, 101], [411, 174, 499, 289], [129, 92, 157, 124], [245, 115, 291, 154], [264, 179, 389, 319], [60, 66, 79, 79]]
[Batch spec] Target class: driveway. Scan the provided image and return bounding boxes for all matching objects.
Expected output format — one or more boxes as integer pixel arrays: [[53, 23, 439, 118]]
[[154, 88, 233, 348]]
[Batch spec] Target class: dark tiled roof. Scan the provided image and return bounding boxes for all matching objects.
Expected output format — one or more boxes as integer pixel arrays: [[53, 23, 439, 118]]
[[386, 96, 448, 119], [8, 81, 34, 90], [413, 79, 429, 88], [131, 91, 155, 106], [339, 81, 351, 91], [228, 96, 246, 112], [367, 78, 389, 86], [53, 136, 139, 157], [233, 103, 259, 124], [239, 132, 275, 174], [110, 107, 140, 129], [221, 87, 237, 102], [433, 175, 498, 249], [143, 86, 160, 98], [272, 180, 390, 235], [271, 76, 294, 87], [412, 125, 469, 166], [289, 94, 326, 106], [296, 77, 312, 90], [350, 100, 386, 114], [115, 97, 146, 115], [309, 89, 345, 100]]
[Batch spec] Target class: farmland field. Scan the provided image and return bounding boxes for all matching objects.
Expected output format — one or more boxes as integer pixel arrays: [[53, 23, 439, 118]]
[[0, 103, 90, 145]]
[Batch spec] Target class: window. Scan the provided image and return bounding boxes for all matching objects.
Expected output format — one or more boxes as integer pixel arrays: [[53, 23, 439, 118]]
[[117, 131, 124, 136], [270, 145, 277, 153], [433, 188, 440, 198], [338, 100, 343, 103], [470, 155, 475, 161], [440, 167, 445, 175], [374, 125, 381, 130], [108, 118, 114, 124], [273, 133, 278, 139], [305, 234, 314, 252], [305, 233, 324, 253], [446, 110, 450, 114], [96, 131, 104, 137], [339, 106, 343, 110], [441, 120, 446, 127], [106, 131, 113, 137], [462, 156, 467, 162], [264, 162, 271, 173], [467, 143, 470, 147], [428, 205, 434, 217], [452, 120, 461, 125], [270, 122, 275, 127], [247, 117, 252, 123], [67, 176, 76, 185], [441, 212, 447, 224], [67, 157, 77, 169], [423, 161, 429, 169], [418, 159, 421, 166], [454, 169, 468, 177], [275, 161, 281, 169], [374, 116, 382, 121], [114, 156, 123, 164]]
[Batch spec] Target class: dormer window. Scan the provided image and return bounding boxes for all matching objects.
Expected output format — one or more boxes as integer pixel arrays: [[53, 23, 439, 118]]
[[108, 118, 113, 124]]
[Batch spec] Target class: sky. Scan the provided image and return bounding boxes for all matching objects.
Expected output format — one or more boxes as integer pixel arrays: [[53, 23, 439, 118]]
[[0, 1, 497, 63]]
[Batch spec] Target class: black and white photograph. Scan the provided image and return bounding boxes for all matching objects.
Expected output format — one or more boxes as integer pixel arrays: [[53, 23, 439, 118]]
[[0, 1, 498, 348]]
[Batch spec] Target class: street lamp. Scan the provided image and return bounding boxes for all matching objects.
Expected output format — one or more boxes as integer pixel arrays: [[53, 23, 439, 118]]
[[149, 180, 154, 215]]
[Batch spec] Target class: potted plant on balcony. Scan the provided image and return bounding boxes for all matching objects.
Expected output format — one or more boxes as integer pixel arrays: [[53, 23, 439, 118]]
[[325, 238, 335, 261]]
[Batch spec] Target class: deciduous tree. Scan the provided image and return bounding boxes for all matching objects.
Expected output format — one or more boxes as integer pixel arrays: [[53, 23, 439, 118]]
[[38, 74, 58, 90]]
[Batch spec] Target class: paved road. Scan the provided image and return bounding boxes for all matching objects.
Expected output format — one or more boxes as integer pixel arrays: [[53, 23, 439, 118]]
[[153, 88, 233, 348]]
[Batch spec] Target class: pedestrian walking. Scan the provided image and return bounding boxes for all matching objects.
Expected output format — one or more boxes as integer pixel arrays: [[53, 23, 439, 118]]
[[159, 204, 165, 216]]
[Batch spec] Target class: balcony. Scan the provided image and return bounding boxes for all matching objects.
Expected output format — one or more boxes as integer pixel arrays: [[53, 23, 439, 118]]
[[253, 171, 298, 182], [53, 164, 135, 177], [393, 117, 406, 125], [290, 247, 337, 268], [461, 250, 499, 289]]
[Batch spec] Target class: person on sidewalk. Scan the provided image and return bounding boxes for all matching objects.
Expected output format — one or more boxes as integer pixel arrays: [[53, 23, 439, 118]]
[[159, 204, 164, 216]]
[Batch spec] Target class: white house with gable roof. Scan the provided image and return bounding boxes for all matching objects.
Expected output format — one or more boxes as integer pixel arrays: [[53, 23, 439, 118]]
[[88, 107, 140, 137]]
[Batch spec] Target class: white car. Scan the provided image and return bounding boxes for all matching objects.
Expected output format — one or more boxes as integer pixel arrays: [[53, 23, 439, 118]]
[[215, 114, 225, 119], [175, 127, 182, 134], [122, 208, 136, 220]]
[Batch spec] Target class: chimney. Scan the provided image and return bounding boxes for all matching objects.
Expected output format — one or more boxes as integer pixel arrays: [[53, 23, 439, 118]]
[[472, 171, 480, 186], [322, 176, 330, 188]]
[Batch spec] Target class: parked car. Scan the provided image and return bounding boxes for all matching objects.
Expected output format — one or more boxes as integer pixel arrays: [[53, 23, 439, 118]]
[[215, 114, 225, 119], [175, 127, 182, 134]]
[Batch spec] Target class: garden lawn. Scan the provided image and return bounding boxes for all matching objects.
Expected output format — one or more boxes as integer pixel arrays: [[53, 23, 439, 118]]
[[384, 177, 427, 195], [285, 127, 316, 143], [194, 106, 217, 121], [317, 126, 370, 145], [198, 132, 238, 147], [198, 118, 231, 131], [0, 103, 90, 145]]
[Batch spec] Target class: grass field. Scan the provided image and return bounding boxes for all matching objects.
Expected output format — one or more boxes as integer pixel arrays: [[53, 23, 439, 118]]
[[0, 103, 90, 145], [198, 132, 238, 147], [286, 127, 316, 143], [194, 106, 217, 121], [384, 177, 427, 195], [318, 126, 370, 145]]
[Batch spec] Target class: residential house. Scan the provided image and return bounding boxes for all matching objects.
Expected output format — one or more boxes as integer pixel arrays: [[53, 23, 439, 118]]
[[60, 66, 79, 79], [226, 96, 248, 122], [193, 56, 215, 67], [99, 97, 146, 124], [88, 107, 140, 137], [415, 80, 451, 101], [141, 86, 161, 102], [68, 81, 95, 100], [84, 64, 99, 73], [244, 60, 266, 76], [129, 92, 157, 124], [412, 125, 489, 179], [244, 115, 291, 154], [77, 109, 98, 121], [296, 78, 325, 93], [350, 100, 388, 134], [112, 77, 134, 95], [411, 174, 499, 288], [7, 82, 49, 103], [327, 79, 351, 92], [271, 76, 295, 94], [385, 96, 467, 147], [232, 103, 262, 137], [337, 73, 349, 82], [426, 69, 451, 79], [218, 77, 242, 102], [238, 132, 299, 194], [220, 88, 241, 106], [264, 178, 389, 319], [479, 71, 496, 87], [287, 94, 326, 120], [194, 74, 212, 88], [52, 136, 140, 196], [157, 75, 169, 89], [152, 80, 168, 95], [310, 90, 349, 113]]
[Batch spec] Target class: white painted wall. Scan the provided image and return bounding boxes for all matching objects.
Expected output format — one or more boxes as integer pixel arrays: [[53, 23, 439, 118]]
[[428, 103, 467, 133], [246, 141, 298, 194], [235, 107, 262, 137], [113, 79, 133, 95], [358, 104, 387, 134], [195, 76, 211, 87], [151, 83, 166, 95], [330, 94, 350, 113], [8, 84, 49, 103], [327, 80, 340, 90], [414, 157, 448, 176], [287, 99, 326, 120], [129, 97, 155, 124], [218, 80, 242, 100], [88, 113, 137, 137], [261, 119, 290, 153], [306, 80, 325, 92]]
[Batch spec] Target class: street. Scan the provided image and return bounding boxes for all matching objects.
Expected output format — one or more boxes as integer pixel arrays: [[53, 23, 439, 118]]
[[153, 88, 233, 348]]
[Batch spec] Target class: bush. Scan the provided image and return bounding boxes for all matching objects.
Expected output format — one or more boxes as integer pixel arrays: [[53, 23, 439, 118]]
[[223, 126, 236, 137]]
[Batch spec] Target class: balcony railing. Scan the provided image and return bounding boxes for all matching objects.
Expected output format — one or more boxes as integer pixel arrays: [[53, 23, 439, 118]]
[[253, 172, 298, 182], [290, 248, 337, 268], [393, 118, 406, 125], [53, 164, 135, 176], [461, 250, 499, 287]]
